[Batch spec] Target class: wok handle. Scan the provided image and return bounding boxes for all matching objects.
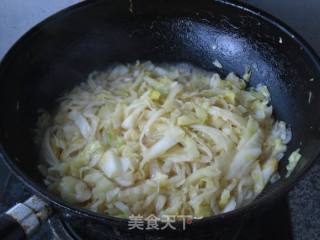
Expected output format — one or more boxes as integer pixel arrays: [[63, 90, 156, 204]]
[[0, 213, 26, 240], [0, 195, 50, 240]]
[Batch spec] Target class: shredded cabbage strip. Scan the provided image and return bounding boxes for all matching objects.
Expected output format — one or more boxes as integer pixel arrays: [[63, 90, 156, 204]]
[[37, 61, 292, 218]]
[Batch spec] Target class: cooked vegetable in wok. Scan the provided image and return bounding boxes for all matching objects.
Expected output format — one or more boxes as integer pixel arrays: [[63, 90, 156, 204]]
[[37, 61, 293, 218]]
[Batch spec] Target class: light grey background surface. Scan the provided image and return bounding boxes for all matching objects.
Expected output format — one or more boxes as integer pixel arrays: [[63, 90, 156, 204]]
[[0, 0, 81, 58], [0, 0, 319, 239]]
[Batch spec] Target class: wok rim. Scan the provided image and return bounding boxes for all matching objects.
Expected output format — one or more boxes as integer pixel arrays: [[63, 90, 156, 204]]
[[0, 0, 319, 227]]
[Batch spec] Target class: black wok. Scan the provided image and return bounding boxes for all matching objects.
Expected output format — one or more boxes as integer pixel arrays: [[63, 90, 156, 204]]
[[0, 0, 320, 239]]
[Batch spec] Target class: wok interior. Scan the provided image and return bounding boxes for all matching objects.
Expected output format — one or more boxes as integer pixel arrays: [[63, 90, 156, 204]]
[[0, 0, 320, 212]]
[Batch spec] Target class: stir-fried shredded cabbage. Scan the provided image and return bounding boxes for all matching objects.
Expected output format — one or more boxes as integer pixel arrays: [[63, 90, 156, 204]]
[[37, 61, 293, 218], [286, 149, 301, 177]]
